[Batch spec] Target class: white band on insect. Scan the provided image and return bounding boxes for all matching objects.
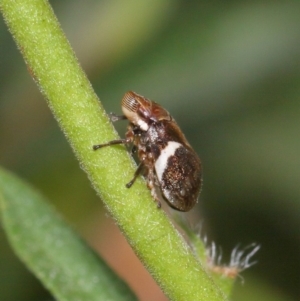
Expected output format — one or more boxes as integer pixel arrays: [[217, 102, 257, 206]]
[[155, 141, 182, 182], [137, 119, 149, 131]]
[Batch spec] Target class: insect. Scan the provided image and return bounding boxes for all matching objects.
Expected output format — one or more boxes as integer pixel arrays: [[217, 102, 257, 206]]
[[93, 91, 202, 211]]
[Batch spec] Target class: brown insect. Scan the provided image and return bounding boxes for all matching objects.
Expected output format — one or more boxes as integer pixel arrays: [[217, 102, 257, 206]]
[[93, 91, 202, 211]]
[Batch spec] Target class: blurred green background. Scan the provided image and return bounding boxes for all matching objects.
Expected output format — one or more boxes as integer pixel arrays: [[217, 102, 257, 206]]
[[1, 1, 299, 300]]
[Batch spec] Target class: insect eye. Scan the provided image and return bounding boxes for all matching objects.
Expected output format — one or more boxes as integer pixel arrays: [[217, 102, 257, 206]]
[[122, 92, 139, 113]]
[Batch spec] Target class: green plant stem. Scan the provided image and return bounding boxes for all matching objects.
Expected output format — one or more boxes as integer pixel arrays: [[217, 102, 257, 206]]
[[0, 0, 227, 300]]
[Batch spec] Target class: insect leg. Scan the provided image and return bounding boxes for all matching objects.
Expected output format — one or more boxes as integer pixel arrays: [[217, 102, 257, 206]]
[[126, 162, 145, 188], [93, 138, 131, 150], [109, 113, 127, 122], [147, 169, 162, 208], [130, 145, 137, 155]]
